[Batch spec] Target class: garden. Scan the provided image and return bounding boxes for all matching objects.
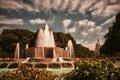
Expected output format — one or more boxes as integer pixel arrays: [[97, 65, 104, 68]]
[[0, 58, 119, 80]]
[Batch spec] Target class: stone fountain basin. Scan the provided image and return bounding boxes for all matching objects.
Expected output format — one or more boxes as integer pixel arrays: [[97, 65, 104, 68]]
[[0, 62, 19, 72], [0, 62, 74, 75]]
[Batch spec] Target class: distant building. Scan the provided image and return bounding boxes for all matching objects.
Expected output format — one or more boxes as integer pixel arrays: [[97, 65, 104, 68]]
[[94, 38, 101, 57]]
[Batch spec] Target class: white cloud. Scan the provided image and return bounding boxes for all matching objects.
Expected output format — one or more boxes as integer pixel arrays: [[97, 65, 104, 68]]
[[110, 0, 118, 3], [0, 0, 23, 10], [103, 4, 120, 17], [91, 1, 106, 16], [88, 28, 95, 33], [79, 0, 97, 11], [78, 19, 96, 28], [96, 26, 102, 31], [100, 16, 115, 27], [99, 30, 108, 37], [0, 19, 23, 25], [60, 0, 70, 10], [68, 26, 76, 33], [29, 19, 47, 24], [62, 19, 71, 32], [51, 0, 62, 10], [76, 39, 96, 50], [91, 0, 120, 17], [68, 0, 80, 11], [42, 0, 51, 11], [23, 4, 34, 11], [0, 0, 119, 18], [77, 37, 104, 50], [81, 31, 88, 37]]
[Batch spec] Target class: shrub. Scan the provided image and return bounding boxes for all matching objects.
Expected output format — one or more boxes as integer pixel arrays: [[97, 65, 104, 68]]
[[64, 58, 120, 80]]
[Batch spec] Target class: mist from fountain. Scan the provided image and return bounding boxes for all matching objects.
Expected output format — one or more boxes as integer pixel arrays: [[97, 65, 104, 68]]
[[67, 40, 74, 58], [14, 43, 20, 59]]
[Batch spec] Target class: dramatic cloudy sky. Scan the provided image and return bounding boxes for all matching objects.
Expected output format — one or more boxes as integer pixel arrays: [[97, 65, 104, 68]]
[[0, 0, 120, 50]]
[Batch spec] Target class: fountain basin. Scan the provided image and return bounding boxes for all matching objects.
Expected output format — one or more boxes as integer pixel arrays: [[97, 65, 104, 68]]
[[0, 62, 74, 75]]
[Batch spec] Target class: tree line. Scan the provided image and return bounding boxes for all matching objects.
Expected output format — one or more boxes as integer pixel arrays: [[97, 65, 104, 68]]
[[0, 29, 93, 59]]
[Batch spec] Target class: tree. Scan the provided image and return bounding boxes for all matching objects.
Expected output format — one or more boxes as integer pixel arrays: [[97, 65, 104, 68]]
[[54, 32, 69, 48], [100, 13, 120, 56], [54, 32, 93, 57], [75, 44, 94, 57], [0, 29, 34, 58], [0, 32, 19, 58]]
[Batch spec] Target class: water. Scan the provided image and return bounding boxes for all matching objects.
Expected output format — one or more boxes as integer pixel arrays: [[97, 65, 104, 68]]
[[50, 31, 55, 47], [14, 43, 20, 59], [36, 28, 44, 47], [0, 62, 74, 75], [35, 24, 56, 58], [36, 24, 55, 48], [67, 40, 74, 58], [25, 44, 29, 49], [44, 24, 51, 47]]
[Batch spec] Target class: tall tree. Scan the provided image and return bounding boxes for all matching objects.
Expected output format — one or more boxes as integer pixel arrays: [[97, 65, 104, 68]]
[[100, 13, 120, 56]]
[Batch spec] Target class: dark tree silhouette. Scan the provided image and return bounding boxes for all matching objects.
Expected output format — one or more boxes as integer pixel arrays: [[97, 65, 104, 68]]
[[100, 13, 120, 56]]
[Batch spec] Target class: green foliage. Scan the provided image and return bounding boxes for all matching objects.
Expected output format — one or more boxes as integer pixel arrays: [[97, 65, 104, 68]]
[[54, 32, 75, 48], [76, 44, 94, 57], [64, 58, 120, 80], [0, 64, 57, 80], [100, 13, 120, 56], [54, 32, 93, 57], [0, 29, 34, 58]]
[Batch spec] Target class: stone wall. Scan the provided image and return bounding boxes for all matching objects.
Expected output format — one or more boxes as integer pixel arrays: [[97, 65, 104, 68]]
[[25, 47, 70, 59]]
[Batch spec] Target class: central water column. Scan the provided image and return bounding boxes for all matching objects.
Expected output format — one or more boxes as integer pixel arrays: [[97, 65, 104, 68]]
[[35, 24, 56, 58]]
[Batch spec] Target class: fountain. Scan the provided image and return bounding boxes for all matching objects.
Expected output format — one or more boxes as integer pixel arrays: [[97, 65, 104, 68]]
[[25, 44, 29, 49], [25, 24, 73, 60], [14, 43, 20, 59], [65, 47, 68, 50], [50, 31, 55, 47], [35, 24, 56, 58], [36, 24, 55, 48], [67, 40, 74, 58], [36, 28, 44, 47], [43, 24, 51, 47]]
